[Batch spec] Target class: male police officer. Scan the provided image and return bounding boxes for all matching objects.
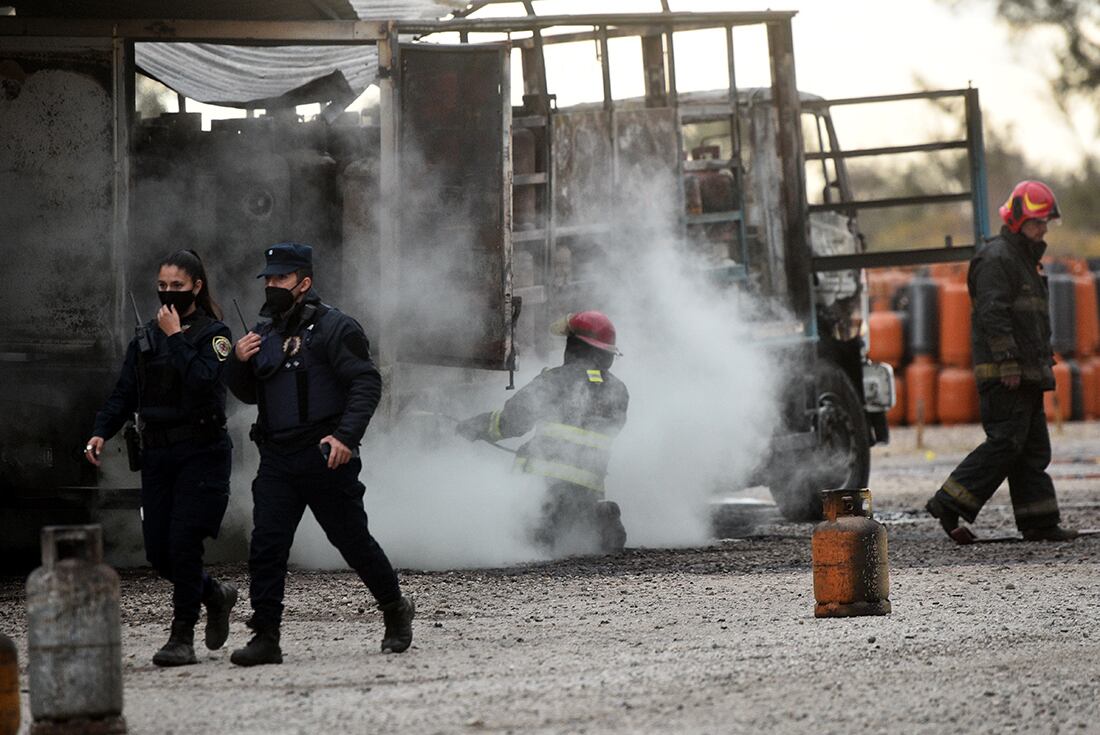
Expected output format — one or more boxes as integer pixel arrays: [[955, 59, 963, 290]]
[[927, 181, 1078, 542], [456, 311, 630, 556], [226, 242, 414, 665]]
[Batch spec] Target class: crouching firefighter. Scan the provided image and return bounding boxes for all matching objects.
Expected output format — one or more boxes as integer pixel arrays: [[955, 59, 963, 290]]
[[226, 242, 413, 666], [456, 311, 630, 556], [84, 249, 237, 667]]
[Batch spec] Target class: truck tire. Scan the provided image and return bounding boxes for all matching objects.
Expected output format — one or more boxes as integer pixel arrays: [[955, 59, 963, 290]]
[[770, 361, 871, 521]]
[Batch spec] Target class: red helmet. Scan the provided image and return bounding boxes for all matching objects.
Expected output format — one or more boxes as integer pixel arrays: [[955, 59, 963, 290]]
[[552, 310, 621, 355], [999, 180, 1060, 233]]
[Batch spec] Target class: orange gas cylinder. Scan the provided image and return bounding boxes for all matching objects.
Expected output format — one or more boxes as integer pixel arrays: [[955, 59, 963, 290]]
[[937, 367, 979, 425], [868, 311, 905, 368], [811, 488, 891, 618], [1087, 356, 1100, 419], [930, 262, 967, 283], [1077, 358, 1096, 420], [905, 355, 938, 426], [939, 281, 972, 368], [887, 375, 906, 426], [868, 270, 910, 312], [1074, 274, 1099, 357], [1045, 357, 1073, 422], [0, 633, 17, 735]]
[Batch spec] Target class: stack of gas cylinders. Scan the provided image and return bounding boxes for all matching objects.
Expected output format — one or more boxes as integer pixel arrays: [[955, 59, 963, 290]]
[[866, 259, 1100, 426]]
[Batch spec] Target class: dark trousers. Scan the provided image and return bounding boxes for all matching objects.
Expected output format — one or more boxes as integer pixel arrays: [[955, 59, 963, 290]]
[[248, 444, 400, 628], [140, 435, 231, 626], [534, 482, 624, 555], [934, 383, 1061, 531]]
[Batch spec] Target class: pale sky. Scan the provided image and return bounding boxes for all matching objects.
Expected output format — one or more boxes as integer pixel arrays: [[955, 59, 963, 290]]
[[508, 0, 1098, 171], [179, 0, 1096, 172]]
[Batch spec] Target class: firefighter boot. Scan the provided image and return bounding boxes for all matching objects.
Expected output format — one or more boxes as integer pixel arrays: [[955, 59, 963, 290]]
[[379, 595, 415, 654], [202, 578, 238, 650], [597, 501, 627, 553], [152, 620, 198, 667], [1022, 525, 1079, 541], [925, 496, 961, 538], [230, 622, 283, 666]]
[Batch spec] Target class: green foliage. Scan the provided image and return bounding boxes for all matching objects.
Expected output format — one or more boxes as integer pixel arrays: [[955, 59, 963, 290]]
[[992, 0, 1100, 100]]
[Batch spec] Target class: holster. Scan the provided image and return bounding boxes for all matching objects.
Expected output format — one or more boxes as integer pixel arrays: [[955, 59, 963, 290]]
[[123, 421, 142, 472]]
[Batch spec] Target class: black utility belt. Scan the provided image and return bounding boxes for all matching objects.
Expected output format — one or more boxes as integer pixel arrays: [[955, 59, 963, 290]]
[[249, 421, 337, 451], [142, 421, 226, 450]]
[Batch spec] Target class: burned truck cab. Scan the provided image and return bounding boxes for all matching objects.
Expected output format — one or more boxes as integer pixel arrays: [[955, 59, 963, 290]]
[[0, 6, 990, 561]]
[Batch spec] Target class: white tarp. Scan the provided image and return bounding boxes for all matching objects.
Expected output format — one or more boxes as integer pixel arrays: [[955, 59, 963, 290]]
[[134, 1, 462, 107]]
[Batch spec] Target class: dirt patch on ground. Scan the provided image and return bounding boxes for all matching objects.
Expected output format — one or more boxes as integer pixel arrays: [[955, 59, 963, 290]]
[[2, 425, 1099, 734]]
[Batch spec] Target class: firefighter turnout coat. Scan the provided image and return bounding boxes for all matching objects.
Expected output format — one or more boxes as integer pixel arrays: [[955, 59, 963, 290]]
[[969, 225, 1056, 390], [469, 358, 629, 495]]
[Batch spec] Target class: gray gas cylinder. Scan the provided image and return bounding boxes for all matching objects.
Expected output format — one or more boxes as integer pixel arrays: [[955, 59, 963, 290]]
[[907, 277, 939, 357], [26, 526, 126, 734], [1048, 273, 1076, 356]]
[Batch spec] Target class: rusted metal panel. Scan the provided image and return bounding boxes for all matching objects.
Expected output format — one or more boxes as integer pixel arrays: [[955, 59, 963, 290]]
[[558, 106, 677, 229], [395, 43, 513, 370], [403, 11, 799, 36], [640, 35, 667, 108], [0, 38, 115, 347], [766, 19, 812, 325], [551, 106, 679, 229], [551, 110, 613, 231], [614, 107, 681, 227], [548, 106, 679, 316], [0, 38, 118, 494]]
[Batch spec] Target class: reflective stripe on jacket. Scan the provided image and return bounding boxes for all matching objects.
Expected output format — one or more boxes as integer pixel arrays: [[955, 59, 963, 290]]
[[969, 227, 1055, 390], [515, 421, 616, 492], [473, 361, 629, 494]]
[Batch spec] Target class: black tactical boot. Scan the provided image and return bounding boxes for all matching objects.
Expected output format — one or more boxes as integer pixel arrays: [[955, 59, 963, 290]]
[[230, 622, 283, 666], [925, 496, 960, 538], [202, 579, 238, 651], [597, 501, 627, 553], [152, 620, 198, 667], [379, 595, 415, 654], [1022, 525, 1079, 541]]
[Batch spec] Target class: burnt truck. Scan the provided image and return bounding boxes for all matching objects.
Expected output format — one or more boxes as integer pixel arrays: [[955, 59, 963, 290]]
[[0, 4, 990, 560]]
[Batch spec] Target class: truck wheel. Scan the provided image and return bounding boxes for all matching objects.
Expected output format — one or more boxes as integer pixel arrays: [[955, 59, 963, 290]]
[[771, 361, 871, 521]]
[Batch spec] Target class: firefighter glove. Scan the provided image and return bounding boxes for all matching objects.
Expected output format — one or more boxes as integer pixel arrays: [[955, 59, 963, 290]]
[[455, 416, 484, 442]]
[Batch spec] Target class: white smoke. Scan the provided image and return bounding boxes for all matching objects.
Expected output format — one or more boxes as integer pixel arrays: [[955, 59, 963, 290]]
[[284, 110, 785, 567], [605, 247, 782, 547], [282, 382, 550, 571], [177, 97, 784, 572]]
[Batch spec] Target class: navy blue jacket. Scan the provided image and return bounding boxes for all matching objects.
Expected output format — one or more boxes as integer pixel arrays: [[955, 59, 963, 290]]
[[225, 291, 382, 448], [93, 309, 231, 439]]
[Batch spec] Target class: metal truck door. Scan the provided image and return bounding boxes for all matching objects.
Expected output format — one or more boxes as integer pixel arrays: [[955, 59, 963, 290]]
[[395, 43, 513, 370]]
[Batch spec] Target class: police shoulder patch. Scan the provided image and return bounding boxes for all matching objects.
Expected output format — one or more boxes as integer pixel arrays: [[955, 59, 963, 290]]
[[212, 335, 232, 361]]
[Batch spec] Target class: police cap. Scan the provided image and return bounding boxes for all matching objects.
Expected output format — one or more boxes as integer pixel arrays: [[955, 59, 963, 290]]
[[257, 242, 313, 278]]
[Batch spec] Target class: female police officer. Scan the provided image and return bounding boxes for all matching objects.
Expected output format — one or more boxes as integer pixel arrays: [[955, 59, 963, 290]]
[[84, 249, 237, 667]]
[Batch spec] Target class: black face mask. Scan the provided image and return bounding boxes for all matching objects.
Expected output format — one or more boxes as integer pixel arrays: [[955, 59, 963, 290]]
[[158, 289, 196, 312], [263, 282, 300, 317]]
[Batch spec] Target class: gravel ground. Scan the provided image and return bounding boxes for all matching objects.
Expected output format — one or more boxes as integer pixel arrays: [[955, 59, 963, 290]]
[[2, 423, 1100, 734]]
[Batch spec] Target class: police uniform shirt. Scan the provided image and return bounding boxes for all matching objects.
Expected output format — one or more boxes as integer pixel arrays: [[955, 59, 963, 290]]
[[225, 291, 382, 448], [93, 309, 232, 440]]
